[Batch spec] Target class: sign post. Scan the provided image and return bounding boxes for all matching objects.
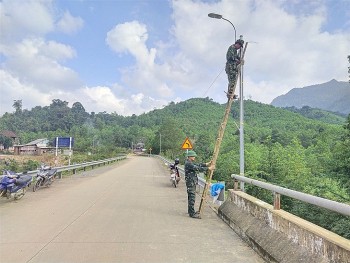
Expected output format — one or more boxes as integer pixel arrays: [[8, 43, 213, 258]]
[[69, 137, 72, 165], [54, 137, 74, 165]]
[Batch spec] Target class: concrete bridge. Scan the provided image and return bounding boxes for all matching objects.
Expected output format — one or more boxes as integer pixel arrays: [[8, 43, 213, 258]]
[[0, 156, 349, 263]]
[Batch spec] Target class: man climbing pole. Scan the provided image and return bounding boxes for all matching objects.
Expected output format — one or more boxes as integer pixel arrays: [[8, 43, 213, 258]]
[[198, 40, 248, 216], [225, 39, 244, 98]]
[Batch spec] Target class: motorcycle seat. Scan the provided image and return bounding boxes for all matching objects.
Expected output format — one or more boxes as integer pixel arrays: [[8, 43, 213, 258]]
[[47, 169, 57, 176], [15, 175, 32, 185]]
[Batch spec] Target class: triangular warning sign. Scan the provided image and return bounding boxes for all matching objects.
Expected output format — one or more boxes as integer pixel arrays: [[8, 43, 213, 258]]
[[181, 137, 193, 150]]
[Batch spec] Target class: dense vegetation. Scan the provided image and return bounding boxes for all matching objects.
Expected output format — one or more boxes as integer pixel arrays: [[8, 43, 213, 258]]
[[0, 98, 349, 238]]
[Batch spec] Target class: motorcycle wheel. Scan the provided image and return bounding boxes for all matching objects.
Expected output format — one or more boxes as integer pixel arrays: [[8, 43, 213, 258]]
[[0, 189, 6, 197], [14, 188, 26, 200], [33, 179, 42, 192], [47, 177, 54, 187]]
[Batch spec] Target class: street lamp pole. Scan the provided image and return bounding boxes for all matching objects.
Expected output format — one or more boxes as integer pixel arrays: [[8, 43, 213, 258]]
[[208, 13, 245, 191], [239, 43, 245, 191], [208, 13, 236, 42]]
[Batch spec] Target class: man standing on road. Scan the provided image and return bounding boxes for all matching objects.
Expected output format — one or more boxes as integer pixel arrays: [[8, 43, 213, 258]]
[[225, 39, 244, 98], [184, 150, 214, 219]]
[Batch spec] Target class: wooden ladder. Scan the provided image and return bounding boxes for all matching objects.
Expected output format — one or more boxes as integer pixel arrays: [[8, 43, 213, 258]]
[[198, 42, 248, 214]]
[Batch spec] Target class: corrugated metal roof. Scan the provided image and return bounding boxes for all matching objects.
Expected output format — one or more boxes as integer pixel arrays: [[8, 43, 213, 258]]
[[0, 130, 18, 138], [25, 138, 49, 146]]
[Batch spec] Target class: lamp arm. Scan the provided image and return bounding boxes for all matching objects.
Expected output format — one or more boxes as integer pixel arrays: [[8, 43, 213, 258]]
[[221, 17, 236, 42]]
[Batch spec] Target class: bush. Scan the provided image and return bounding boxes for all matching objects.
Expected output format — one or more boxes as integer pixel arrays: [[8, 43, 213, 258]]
[[22, 160, 40, 172]]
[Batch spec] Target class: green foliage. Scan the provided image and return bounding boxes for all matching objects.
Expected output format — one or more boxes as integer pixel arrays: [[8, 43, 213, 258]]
[[0, 97, 349, 238], [22, 160, 40, 172], [332, 114, 350, 193], [0, 135, 13, 149], [2, 158, 20, 172], [284, 106, 346, 124]]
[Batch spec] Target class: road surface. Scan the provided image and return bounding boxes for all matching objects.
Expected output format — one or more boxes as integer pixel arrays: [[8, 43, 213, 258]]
[[0, 155, 264, 263]]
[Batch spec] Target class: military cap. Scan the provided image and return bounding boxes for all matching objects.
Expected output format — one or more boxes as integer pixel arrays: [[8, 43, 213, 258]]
[[235, 39, 244, 47], [186, 150, 197, 157]]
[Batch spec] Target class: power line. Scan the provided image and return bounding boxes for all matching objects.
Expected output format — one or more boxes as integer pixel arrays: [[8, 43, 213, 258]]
[[202, 67, 224, 97]]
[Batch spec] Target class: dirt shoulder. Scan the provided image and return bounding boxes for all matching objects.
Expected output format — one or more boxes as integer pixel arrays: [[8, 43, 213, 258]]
[[0, 154, 65, 167]]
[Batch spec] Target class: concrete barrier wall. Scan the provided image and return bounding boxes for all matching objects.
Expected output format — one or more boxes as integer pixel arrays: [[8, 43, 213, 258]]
[[218, 190, 350, 263]]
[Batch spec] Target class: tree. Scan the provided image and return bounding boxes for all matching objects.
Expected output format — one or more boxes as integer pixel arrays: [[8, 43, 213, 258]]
[[152, 119, 185, 158], [0, 135, 13, 149], [71, 102, 89, 126], [13, 100, 22, 114], [332, 114, 350, 192], [48, 99, 72, 131]]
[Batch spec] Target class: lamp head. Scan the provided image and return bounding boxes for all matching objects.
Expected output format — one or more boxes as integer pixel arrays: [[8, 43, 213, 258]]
[[208, 13, 222, 19]]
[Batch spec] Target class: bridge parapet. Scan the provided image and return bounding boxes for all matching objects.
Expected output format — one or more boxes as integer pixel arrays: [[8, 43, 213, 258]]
[[219, 189, 350, 263]]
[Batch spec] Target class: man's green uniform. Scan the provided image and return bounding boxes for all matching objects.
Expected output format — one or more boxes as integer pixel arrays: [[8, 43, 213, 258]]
[[225, 39, 243, 94], [184, 156, 208, 217]]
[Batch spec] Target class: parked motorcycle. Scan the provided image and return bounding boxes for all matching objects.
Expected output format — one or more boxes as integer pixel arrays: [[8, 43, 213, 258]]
[[0, 170, 33, 200], [33, 164, 57, 192], [169, 158, 180, 187]]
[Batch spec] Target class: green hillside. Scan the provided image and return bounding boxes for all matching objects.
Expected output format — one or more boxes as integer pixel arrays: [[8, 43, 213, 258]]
[[283, 106, 346, 125], [1, 98, 349, 238]]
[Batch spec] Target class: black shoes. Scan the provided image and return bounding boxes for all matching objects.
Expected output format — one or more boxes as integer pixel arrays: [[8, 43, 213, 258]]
[[189, 211, 201, 219]]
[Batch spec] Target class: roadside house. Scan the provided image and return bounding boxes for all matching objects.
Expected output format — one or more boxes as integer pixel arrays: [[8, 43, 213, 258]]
[[14, 138, 52, 155]]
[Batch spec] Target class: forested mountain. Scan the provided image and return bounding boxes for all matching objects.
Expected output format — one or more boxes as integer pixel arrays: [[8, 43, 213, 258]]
[[283, 106, 346, 125], [0, 97, 349, 238], [271, 79, 350, 114]]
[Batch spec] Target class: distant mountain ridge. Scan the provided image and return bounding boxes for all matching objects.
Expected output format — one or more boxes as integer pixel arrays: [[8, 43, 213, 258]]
[[271, 80, 350, 115]]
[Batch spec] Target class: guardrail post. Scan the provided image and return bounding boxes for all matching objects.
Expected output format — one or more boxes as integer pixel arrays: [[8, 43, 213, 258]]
[[73, 169, 76, 175], [234, 179, 239, 191], [274, 192, 281, 210]]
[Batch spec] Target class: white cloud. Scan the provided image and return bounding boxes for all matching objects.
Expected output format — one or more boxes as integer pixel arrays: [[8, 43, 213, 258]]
[[75, 86, 167, 116], [0, 71, 166, 116], [106, 20, 156, 66], [0, 70, 51, 114], [0, 0, 54, 43], [106, 21, 175, 98], [57, 11, 84, 34], [169, 0, 350, 104], [0, 0, 349, 116], [3, 38, 80, 93]]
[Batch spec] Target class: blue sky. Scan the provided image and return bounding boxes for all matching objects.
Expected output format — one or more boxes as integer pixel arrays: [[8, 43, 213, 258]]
[[1, 0, 349, 116]]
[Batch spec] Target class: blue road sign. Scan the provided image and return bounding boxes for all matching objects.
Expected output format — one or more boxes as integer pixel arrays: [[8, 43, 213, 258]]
[[53, 137, 74, 147]]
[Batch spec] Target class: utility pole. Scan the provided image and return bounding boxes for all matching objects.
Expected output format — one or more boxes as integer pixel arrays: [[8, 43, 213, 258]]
[[159, 133, 162, 155], [239, 41, 245, 191]]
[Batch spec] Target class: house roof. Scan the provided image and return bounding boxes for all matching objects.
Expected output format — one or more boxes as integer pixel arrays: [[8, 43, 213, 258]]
[[1, 130, 18, 138], [25, 138, 49, 146]]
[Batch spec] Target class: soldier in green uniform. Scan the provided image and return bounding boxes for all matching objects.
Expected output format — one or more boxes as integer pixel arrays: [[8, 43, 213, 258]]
[[184, 150, 214, 219], [225, 39, 244, 98]]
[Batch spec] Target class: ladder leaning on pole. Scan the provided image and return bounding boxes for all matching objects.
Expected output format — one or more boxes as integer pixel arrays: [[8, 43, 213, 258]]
[[198, 42, 248, 215]]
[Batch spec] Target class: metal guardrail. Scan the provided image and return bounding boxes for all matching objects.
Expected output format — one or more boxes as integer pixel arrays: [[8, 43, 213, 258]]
[[232, 174, 350, 217], [3, 156, 127, 178]]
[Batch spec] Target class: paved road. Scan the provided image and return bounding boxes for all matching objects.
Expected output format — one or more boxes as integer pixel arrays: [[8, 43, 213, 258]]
[[0, 156, 265, 263]]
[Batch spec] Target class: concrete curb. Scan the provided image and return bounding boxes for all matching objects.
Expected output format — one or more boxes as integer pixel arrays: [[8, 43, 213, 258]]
[[218, 200, 327, 263]]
